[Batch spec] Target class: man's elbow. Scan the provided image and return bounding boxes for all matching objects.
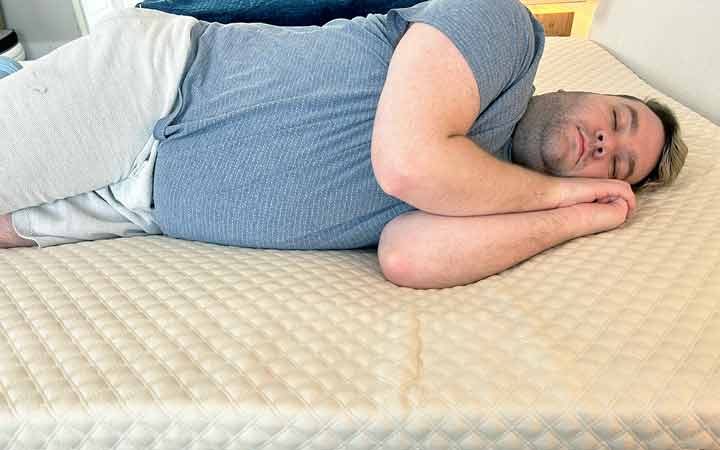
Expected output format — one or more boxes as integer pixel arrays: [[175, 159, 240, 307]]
[[371, 136, 426, 199], [378, 248, 411, 287], [377, 217, 422, 288], [377, 218, 482, 289], [377, 212, 505, 289], [379, 246, 491, 289]]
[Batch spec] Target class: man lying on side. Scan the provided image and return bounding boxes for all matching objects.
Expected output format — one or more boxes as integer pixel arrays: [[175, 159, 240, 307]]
[[0, 0, 687, 289]]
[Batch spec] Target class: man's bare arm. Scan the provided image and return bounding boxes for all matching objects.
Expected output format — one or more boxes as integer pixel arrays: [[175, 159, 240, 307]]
[[379, 135, 636, 218], [372, 22, 636, 218], [379, 133, 560, 216], [377, 198, 629, 289]]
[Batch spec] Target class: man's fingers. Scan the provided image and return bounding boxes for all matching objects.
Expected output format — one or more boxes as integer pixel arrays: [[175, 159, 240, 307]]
[[599, 195, 618, 204], [625, 190, 636, 219], [613, 181, 635, 218], [610, 197, 631, 220], [558, 178, 637, 219]]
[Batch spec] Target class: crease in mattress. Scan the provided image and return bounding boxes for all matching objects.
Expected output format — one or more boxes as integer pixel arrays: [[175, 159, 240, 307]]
[[398, 301, 425, 411]]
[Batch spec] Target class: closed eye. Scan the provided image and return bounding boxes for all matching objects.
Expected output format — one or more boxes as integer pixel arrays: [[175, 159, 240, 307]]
[[612, 157, 617, 178], [612, 109, 618, 131]]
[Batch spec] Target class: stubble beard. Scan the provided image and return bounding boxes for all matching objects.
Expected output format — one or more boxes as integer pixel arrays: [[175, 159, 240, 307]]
[[514, 93, 574, 177], [539, 110, 568, 176]]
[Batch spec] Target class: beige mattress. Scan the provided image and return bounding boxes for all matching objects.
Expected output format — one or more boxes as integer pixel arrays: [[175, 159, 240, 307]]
[[2, 37, 720, 450]]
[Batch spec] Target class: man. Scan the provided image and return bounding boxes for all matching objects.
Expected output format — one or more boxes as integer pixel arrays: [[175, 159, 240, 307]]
[[0, 0, 687, 289]]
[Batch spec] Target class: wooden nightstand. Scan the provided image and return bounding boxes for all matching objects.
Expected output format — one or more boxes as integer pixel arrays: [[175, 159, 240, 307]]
[[520, 0, 591, 37], [533, 11, 575, 36]]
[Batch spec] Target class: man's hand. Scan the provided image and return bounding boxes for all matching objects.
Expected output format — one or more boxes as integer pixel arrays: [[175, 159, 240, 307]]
[[565, 197, 631, 236], [554, 178, 636, 219]]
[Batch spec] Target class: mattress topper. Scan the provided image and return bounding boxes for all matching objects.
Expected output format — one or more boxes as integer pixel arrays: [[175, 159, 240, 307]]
[[1, 37, 720, 450]]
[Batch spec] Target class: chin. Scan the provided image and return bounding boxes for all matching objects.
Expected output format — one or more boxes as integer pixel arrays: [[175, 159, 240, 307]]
[[539, 144, 567, 176], [542, 129, 577, 176]]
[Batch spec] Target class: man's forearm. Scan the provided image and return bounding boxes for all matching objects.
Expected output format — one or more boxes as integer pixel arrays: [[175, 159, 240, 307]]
[[388, 135, 561, 217], [378, 206, 587, 289]]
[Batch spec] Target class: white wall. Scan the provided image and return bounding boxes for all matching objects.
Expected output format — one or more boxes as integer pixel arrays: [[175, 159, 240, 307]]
[[0, 0, 81, 59], [590, 0, 720, 124]]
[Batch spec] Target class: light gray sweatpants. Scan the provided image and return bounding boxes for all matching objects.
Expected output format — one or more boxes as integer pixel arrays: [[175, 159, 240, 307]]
[[0, 8, 198, 247]]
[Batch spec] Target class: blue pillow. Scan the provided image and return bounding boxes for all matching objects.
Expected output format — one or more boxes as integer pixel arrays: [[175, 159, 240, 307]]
[[136, 0, 427, 26], [0, 56, 22, 79]]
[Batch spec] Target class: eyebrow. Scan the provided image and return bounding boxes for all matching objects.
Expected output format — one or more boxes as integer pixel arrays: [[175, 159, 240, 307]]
[[627, 104, 639, 133], [623, 103, 639, 180], [624, 153, 637, 181]]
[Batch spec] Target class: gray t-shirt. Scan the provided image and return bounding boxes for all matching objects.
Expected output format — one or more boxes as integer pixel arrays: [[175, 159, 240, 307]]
[[151, 0, 545, 250]]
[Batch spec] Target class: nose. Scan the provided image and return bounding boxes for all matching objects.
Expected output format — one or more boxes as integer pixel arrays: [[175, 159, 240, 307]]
[[590, 128, 617, 159]]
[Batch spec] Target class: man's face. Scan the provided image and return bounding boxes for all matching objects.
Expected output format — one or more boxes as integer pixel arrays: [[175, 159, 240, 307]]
[[511, 91, 665, 186]]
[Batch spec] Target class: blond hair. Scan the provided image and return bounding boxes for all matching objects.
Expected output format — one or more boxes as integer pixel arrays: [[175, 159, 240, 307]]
[[619, 96, 688, 191]]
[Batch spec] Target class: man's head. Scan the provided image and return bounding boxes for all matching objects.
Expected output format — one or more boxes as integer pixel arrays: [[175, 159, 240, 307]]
[[511, 90, 688, 190]]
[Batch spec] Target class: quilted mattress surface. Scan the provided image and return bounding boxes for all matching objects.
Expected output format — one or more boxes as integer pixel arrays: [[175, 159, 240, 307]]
[[2, 37, 720, 450]]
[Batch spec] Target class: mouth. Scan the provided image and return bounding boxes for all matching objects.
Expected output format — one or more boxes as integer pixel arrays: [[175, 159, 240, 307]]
[[575, 127, 586, 167]]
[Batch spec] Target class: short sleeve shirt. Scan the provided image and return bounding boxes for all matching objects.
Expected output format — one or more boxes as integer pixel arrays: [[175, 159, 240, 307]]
[[151, 0, 546, 249]]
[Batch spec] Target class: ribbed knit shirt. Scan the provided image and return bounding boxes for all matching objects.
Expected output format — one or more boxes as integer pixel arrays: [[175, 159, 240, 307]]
[[151, 0, 546, 250]]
